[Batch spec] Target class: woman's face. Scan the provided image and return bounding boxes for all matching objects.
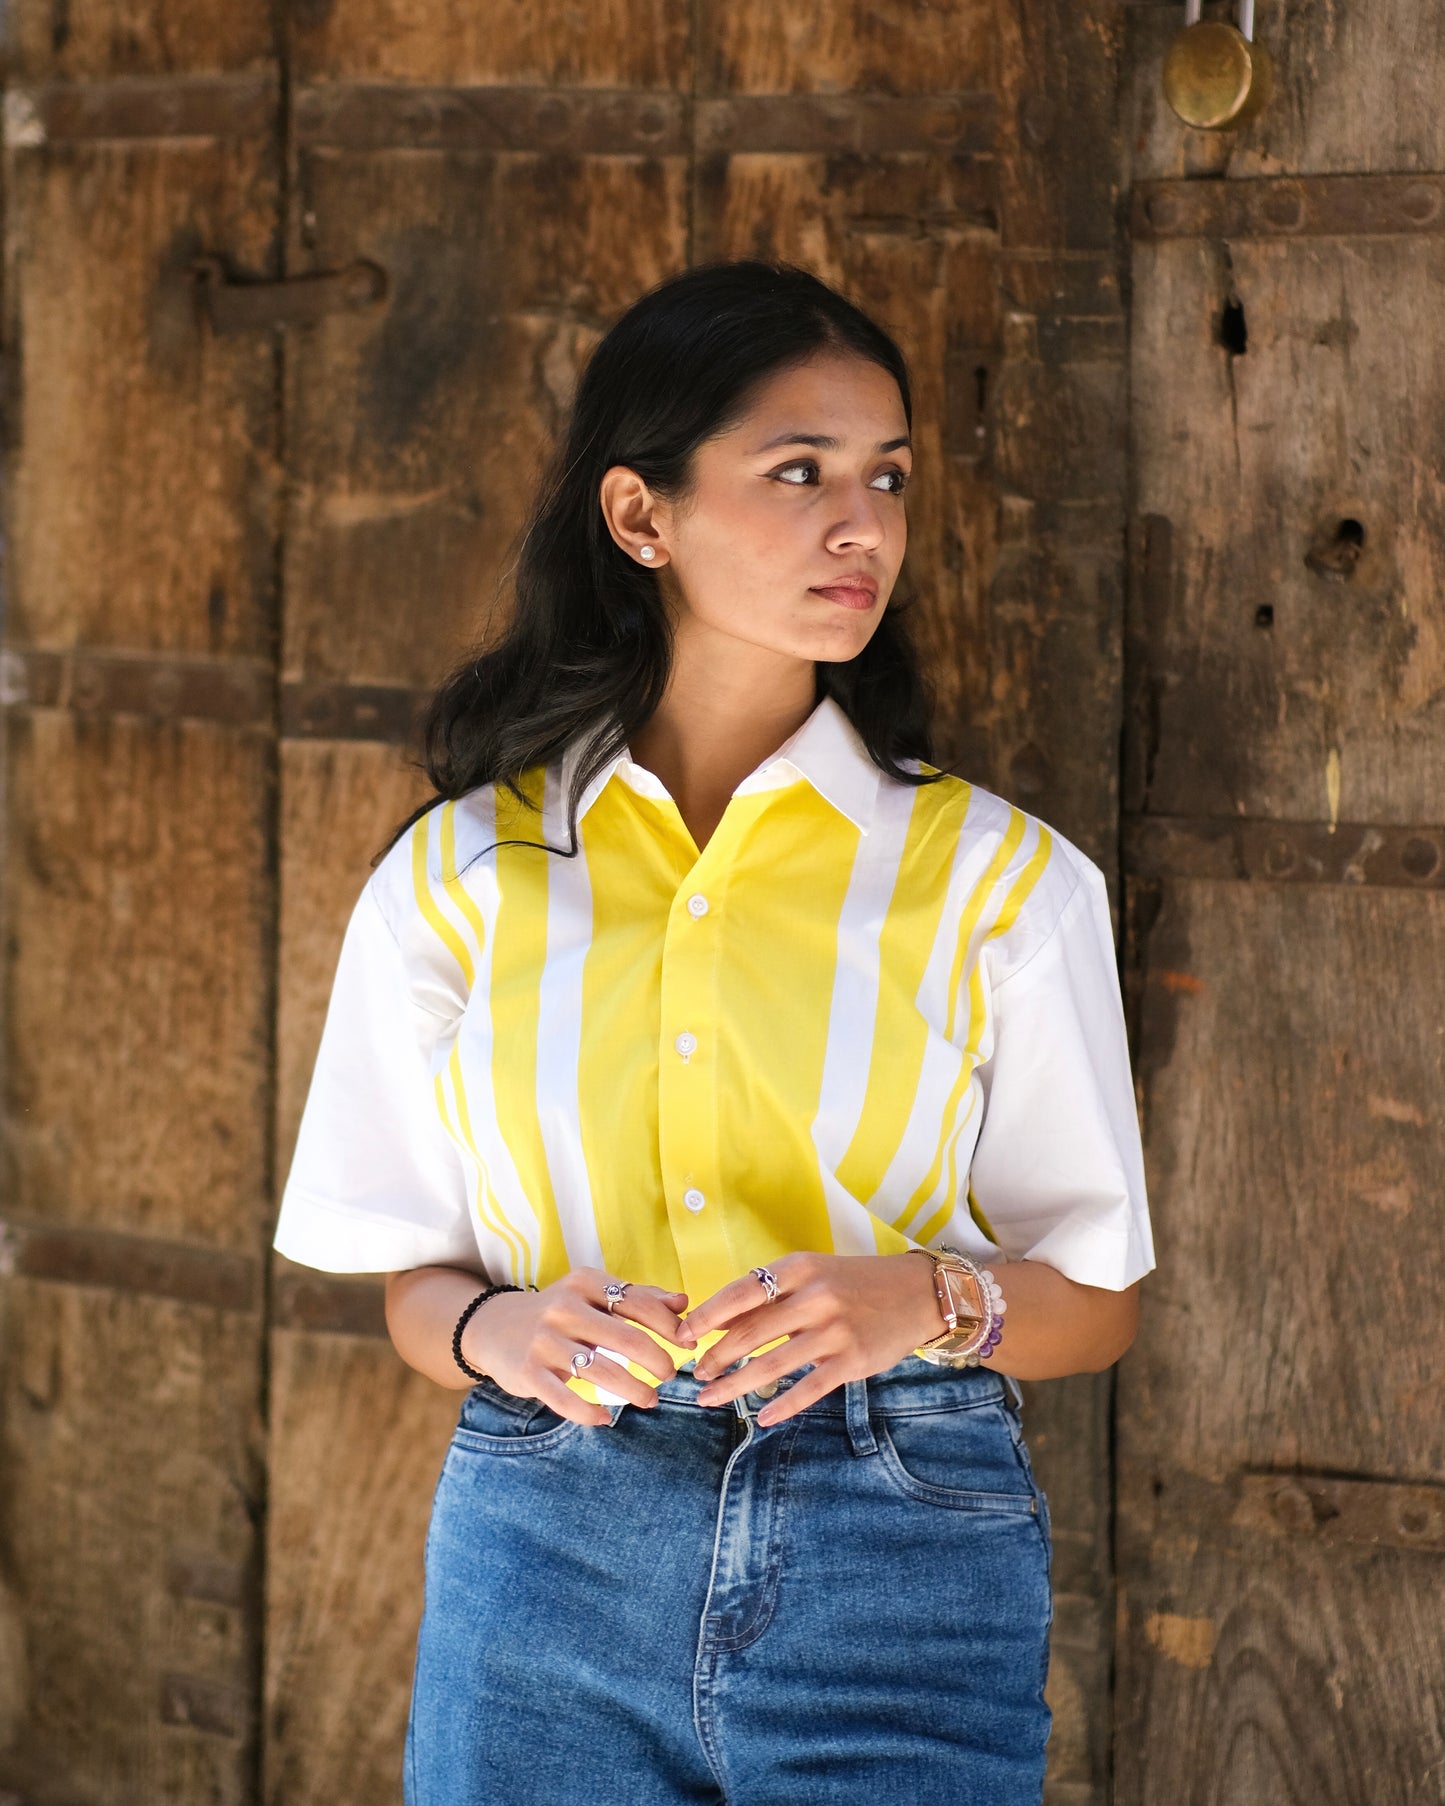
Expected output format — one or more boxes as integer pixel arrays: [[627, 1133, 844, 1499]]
[[607, 350, 912, 668]]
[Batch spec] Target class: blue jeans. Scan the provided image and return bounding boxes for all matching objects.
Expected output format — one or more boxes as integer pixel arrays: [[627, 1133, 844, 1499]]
[[405, 1351, 1053, 1804]]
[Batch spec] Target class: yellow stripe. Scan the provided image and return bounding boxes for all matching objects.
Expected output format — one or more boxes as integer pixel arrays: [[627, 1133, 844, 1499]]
[[439, 800, 489, 954], [410, 813, 473, 989], [716, 784, 861, 1274], [834, 782, 970, 1204], [911, 821, 1055, 1246], [574, 783, 690, 1294], [434, 1068, 527, 1284], [890, 808, 1030, 1232]]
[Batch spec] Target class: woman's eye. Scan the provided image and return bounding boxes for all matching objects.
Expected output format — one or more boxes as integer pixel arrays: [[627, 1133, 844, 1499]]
[[772, 461, 910, 494]]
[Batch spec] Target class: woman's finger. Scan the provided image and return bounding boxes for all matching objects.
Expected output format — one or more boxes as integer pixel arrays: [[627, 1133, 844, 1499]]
[[692, 1298, 812, 1387], [695, 1330, 826, 1408], [682, 1262, 797, 1340], [529, 1367, 613, 1427], [574, 1296, 688, 1384], [556, 1345, 663, 1412], [602, 1284, 697, 1361], [754, 1363, 843, 1425]]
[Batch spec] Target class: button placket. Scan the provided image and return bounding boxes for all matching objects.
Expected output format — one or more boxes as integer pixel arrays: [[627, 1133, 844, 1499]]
[[657, 841, 730, 1306]]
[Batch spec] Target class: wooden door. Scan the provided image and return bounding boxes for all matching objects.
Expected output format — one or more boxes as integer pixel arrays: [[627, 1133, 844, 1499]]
[[1115, 5, 1445, 1798], [1, 5, 1141, 1802]]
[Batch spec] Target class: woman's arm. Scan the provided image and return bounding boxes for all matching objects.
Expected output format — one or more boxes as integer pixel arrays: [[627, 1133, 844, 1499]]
[[384, 1266, 498, 1392], [957, 1252, 1142, 1379]]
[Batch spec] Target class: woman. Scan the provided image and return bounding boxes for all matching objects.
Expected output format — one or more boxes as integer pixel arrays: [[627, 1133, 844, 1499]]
[[273, 258, 1156, 1804]]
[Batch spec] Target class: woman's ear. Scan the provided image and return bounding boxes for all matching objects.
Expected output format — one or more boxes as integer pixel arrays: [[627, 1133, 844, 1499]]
[[598, 464, 671, 568]]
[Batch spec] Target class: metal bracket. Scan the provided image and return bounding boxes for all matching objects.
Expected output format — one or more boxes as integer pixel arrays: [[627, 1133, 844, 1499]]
[[192, 254, 387, 334]]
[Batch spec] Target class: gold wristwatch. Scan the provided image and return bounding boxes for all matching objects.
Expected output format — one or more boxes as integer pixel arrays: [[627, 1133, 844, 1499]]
[[909, 1243, 988, 1366]]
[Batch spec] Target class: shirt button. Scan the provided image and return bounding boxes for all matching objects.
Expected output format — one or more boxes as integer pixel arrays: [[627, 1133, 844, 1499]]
[[674, 1031, 697, 1059], [683, 1187, 706, 1213], [687, 893, 709, 918]]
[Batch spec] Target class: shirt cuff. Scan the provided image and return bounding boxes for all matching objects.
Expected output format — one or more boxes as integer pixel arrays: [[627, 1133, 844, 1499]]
[[272, 1187, 485, 1276]]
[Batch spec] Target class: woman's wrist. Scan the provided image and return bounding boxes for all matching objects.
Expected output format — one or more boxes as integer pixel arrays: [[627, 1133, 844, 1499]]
[[898, 1248, 957, 1345], [456, 1283, 534, 1380], [902, 1247, 1002, 1361]]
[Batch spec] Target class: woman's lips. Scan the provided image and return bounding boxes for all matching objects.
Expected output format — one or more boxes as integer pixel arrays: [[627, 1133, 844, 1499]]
[[810, 584, 878, 610]]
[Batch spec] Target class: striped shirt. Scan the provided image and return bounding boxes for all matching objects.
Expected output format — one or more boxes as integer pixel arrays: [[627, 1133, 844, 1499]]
[[273, 695, 1155, 1394]]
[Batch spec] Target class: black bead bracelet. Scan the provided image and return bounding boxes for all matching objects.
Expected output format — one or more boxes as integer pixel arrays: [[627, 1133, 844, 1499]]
[[452, 1281, 538, 1382]]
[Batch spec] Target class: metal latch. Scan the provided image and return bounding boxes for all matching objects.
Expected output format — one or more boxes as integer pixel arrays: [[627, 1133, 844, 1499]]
[[191, 254, 387, 334]]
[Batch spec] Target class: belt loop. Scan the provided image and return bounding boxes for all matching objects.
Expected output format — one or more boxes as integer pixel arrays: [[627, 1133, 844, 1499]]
[[1002, 1369, 1025, 1413], [844, 1376, 877, 1456]]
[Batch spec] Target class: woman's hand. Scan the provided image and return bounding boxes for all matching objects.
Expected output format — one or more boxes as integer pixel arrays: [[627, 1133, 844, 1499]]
[[464, 1268, 697, 1426], [679, 1251, 945, 1425]]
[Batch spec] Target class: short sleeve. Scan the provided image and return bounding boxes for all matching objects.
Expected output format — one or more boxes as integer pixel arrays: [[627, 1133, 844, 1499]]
[[967, 856, 1156, 1291], [272, 875, 485, 1276]]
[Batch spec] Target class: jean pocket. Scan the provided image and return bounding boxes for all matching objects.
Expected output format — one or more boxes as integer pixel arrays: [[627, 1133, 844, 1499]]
[[448, 1376, 586, 1456], [876, 1399, 1043, 1513]]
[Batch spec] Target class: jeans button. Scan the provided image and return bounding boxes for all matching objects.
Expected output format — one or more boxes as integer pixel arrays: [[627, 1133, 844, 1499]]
[[752, 1378, 780, 1398]]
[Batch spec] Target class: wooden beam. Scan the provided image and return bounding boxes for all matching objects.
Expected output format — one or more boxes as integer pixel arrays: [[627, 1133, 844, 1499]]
[[1123, 812, 1444, 889], [1133, 173, 1445, 240]]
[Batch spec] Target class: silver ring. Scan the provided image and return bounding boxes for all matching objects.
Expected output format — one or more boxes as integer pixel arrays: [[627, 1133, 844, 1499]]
[[570, 1347, 597, 1375], [750, 1265, 779, 1303], [604, 1281, 630, 1315]]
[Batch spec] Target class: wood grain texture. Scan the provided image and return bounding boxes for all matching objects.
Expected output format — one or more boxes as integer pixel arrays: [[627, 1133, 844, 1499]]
[[290, 0, 689, 89], [699, 0, 992, 95], [0, 1279, 263, 1804], [1122, 880, 1443, 1482], [6, 2, 273, 81], [1113, 1534, 1445, 1804], [1, 712, 272, 1250], [281, 149, 688, 689], [4, 136, 281, 657], [1127, 234, 1445, 827]]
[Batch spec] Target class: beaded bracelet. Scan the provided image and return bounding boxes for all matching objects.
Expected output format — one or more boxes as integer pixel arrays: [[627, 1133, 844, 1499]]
[[452, 1281, 538, 1382]]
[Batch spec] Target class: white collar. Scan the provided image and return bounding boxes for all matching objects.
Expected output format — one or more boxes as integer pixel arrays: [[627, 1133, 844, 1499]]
[[558, 694, 883, 836]]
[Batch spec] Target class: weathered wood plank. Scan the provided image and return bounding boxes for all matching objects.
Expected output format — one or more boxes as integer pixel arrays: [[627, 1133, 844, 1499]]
[[1121, 880, 1443, 1482], [1114, 1534, 1445, 1803], [6, 5, 272, 81], [291, 0, 689, 89], [281, 149, 688, 689], [0, 1280, 263, 1804], [1, 713, 272, 1251], [699, 0, 992, 95], [1127, 235, 1445, 826], [3, 135, 280, 657]]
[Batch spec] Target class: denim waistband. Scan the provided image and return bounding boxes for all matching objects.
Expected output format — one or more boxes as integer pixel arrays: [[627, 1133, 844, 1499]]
[[648, 1351, 1024, 1419]]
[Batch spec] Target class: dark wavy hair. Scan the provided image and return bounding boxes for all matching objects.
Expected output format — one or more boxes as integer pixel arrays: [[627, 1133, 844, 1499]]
[[376, 257, 949, 867]]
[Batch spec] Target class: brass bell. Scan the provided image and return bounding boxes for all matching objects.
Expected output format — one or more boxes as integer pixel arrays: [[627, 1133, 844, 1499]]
[[1163, 0, 1273, 130]]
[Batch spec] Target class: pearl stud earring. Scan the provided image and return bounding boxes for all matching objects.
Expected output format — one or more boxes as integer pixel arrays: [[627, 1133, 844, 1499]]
[[639, 545, 656, 561]]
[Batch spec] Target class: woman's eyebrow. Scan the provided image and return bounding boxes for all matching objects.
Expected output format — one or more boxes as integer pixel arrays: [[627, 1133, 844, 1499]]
[[754, 431, 912, 453]]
